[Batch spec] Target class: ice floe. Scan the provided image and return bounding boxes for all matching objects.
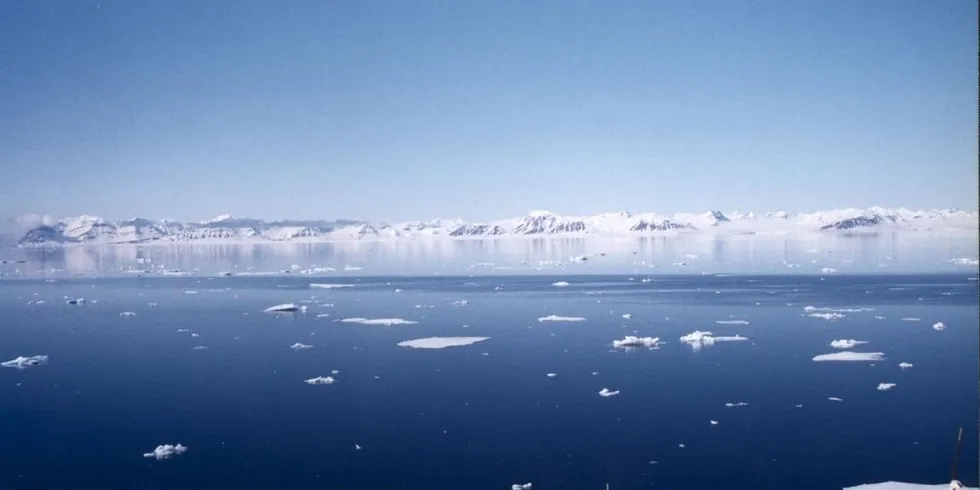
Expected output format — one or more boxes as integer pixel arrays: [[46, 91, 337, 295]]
[[621, 313, 632, 319], [396, 337, 489, 349], [290, 343, 314, 350], [725, 402, 749, 408], [715, 320, 749, 325], [2, 355, 48, 369], [679, 331, 747, 351], [808, 312, 846, 320], [828, 397, 843, 402], [612, 336, 661, 349], [946, 258, 980, 266], [66, 297, 85, 305], [844, 482, 978, 490], [511, 484, 533, 490], [551, 281, 570, 287], [901, 317, 921, 322], [710, 420, 719, 425], [812, 352, 885, 362], [119, 311, 137, 317], [309, 283, 354, 289], [805, 306, 874, 313], [899, 362, 913, 369], [829, 339, 868, 349], [305, 376, 336, 385], [598, 388, 620, 397], [264, 303, 299, 313], [143, 443, 188, 460], [876, 383, 897, 391], [191, 345, 208, 350], [932, 322, 946, 331], [546, 373, 557, 378], [340, 317, 418, 326], [537, 315, 586, 323], [821, 267, 838, 274]]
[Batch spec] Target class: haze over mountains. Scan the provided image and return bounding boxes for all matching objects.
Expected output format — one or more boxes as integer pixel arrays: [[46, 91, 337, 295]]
[[7, 207, 976, 247]]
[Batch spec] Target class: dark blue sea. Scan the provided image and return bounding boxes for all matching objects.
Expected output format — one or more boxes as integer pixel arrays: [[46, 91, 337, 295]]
[[1, 271, 977, 490]]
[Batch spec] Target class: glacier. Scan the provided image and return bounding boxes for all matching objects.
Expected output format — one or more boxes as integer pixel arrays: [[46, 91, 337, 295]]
[[10, 207, 978, 247]]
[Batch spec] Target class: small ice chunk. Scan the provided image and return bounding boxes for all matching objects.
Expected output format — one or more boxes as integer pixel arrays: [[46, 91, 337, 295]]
[[177, 329, 190, 333], [546, 373, 557, 378], [828, 397, 843, 402], [830, 339, 868, 349], [191, 333, 199, 337], [2, 355, 48, 369], [612, 336, 661, 349], [679, 331, 747, 351], [310, 283, 353, 289], [844, 481, 978, 489], [877, 383, 897, 391], [899, 362, 913, 369], [598, 388, 619, 397], [725, 402, 748, 407], [264, 303, 299, 313], [143, 443, 188, 460], [330, 369, 340, 375], [621, 313, 631, 319], [813, 352, 885, 362], [340, 317, 418, 326], [397, 337, 489, 349], [537, 315, 586, 323], [901, 317, 921, 322], [710, 420, 719, 425], [66, 297, 85, 305], [290, 343, 314, 350], [191, 345, 208, 350], [305, 376, 336, 385], [119, 311, 137, 317], [354, 444, 362, 450], [551, 281, 570, 287], [511, 484, 533, 490], [808, 312, 846, 321], [715, 320, 749, 325], [932, 322, 946, 331]]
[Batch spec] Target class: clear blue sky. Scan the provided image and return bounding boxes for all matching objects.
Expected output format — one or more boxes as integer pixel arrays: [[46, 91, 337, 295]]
[[1, 1, 976, 223]]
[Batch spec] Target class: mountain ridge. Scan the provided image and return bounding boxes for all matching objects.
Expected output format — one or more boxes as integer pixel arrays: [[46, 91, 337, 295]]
[[13, 207, 979, 247]]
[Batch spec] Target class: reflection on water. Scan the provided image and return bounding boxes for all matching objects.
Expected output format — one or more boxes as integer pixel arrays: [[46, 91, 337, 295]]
[[0, 232, 977, 277]]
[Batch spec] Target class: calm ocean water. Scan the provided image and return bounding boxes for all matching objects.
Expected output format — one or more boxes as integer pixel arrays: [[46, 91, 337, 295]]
[[0, 271, 977, 490]]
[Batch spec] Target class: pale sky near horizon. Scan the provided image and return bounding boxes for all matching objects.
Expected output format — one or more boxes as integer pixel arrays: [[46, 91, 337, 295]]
[[1, 1, 977, 223]]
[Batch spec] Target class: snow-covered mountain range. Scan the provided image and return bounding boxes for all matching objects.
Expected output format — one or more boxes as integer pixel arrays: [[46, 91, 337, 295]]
[[12, 208, 978, 247]]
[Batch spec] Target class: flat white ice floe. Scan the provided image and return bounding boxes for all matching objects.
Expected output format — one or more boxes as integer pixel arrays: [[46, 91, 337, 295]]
[[537, 315, 586, 323], [901, 317, 921, 322], [341, 317, 418, 326], [876, 383, 897, 391], [828, 397, 843, 402], [715, 320, 749, 325], [119, 311, 137, 317], [264, 303, 299, 313], [830, 339, 868, 349], [812, 352, 885, 362], [612, 336, 661, 349], [598, 388, 620, 397], [808, 312, 846, 321], [290, 343, 314, 350], [899, 362, 914, 369], [821, 267, 838, 274], [309, 283, 354, 289], [805, 306, 874, 313], [396, 337, 489, 349], [725, 402, 749, 407], [551, 281, 570, 287], [844, 482, 978, 490], [2, 355, 49, 369], [679, 330, 747, 351], [932, 322, 946, 331], [621, 313, 631, 319], [66, 297, 85, 305], [143, 443, 188, 460], [511, 484, 533, 490], [946, 257, 980, 266], [305, 376, 336, 385]]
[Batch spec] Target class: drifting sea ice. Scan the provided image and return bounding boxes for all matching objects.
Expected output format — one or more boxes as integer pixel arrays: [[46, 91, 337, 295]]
[[598, 388, 620, 397], [290, 343, 314, 350], [899, 362, 914, 369], [341, 317, 418, 326], [611, 336, 661, 349], [396, 337, 489, 349], [679, 331, 747, 351], [305, 376, 336, 385], [143, 443, 188, 460], [932, 322, 946, 331], [264, 303, 299, 313], [876, 383, 897, 391], [551, 281, 570, 287], [1, 355, 48, 369], [537, 315, 586, 323], [310, 283, 354, 289], [829, 339, 869, 349], [808, 312, 846, 321], [844, 482, 978, 490], [511, 484, 533, 490], [812, 352, 885, 362]]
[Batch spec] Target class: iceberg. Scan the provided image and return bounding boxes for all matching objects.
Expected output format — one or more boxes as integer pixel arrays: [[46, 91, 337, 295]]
[[808, 312, 846, 320], [537, 315, 586, 323], [813, 352, 885, 362], [512, 484, 533, 490], [1, 355, 49, 369], [143, 443, 188, 460], [725, 402, 749, 407], [679, 330, 747, 351], [830, 339, 868, 349], [310, 283, 354, 289], [396, 337, 489, 349], [264, 303, 299, 313], [305, 376, 336, 385], [340, 317, 418, 326], [877, 383, 897, 391], [612, 336, 661, 349], [899, 362, 913, 369], [932, 322, 946, 331], [551, 281, 570, 287], [598, 388, 620, 397], [290, 343, 314, 350]]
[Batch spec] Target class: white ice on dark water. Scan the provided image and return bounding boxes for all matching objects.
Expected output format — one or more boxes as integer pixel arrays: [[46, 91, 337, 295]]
[[119, 311, 137, 317], [310, 283, 354, 289], [932, 322, 946, 331], [899, 362, 914, 369], [537, 315, 586, 323], [830, 339, 868, 349], [813, 352, 885, 362], [551, 281, 570, 287], [2, 355, 48, 369], [725, 402, 749, 407], [341, 317, 418, 326], [511, 484, 533, 490], [264, 303, 299, 313], [612, 336, 661, 349], [396, 337, 489, 349], [715, 320, 750, 325], [679, 331, 747, 351], [828, 397, 844, 402], [143, 443, 188, 460], [844, 482, 978, 490], [808, 312, 846, 321], [877, 383, 897, 391], [305, 376, 336, 385], [598, 388, 619, 397], [290, 343, 314, 350]]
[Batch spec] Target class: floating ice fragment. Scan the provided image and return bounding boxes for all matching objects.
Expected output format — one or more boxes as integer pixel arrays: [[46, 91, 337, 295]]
[[813, 352, 884, 362], [451, 300, 469, 307], [805, 306, 874, 313], [341, 317, 418, 326], [354, 444, 362, 450], [598, 388, 619, 397], [310, 284, 353, 289], [679, 331, 747, 351], [397, 337, 489, 349], [1, 355, 48, 369], [844, 481, 978, 489], [710, 420, 719, 425], [621, 313, 631, 319], [551, 281, 570, 287], [191, 346, 208, 350], [612, 336, 661, 349], [899, 362, 913, 369], [537, 315, 585, 323], [264, 303, 299, 313], [66, 297, 85, 305], [901, 317, 921, 322], [143, 443, 187, 460], [932, 322, 946, 331], [119, 311, 137, 317], [290, 343, 314, 350], [511, 484, 532, 490], [331, 369, 340, 375], [821, 268, 838, 274], [305, 376, 336, 385], [177, 328, 190, 333], [808, 312, 846, 320], [828, 397, 843, 402], [876, 383, 897, 391], [715, 320, 749, 325], [546, 373, 557, 378], [946, 258, 980, 266], [725, 402, 748, 407], [830, 339, 868, 349]]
